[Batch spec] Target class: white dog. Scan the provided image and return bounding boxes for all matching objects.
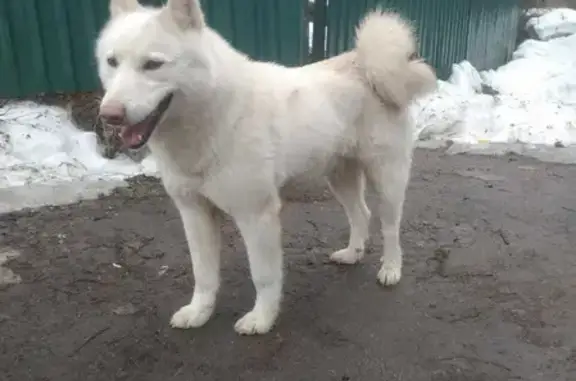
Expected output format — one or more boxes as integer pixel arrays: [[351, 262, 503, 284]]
[[96, 0, 436, 335]]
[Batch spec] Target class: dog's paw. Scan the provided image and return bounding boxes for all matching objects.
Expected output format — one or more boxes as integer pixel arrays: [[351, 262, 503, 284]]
[[330, 248, 364, 265], [377, 263, 402, 286], [234, 310, 276, 335], [170, 303, 213, 329]]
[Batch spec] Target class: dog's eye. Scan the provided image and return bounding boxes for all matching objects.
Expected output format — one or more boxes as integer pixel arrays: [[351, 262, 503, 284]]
[[142, 59, 165, 71], [107, 56, 119, 68]]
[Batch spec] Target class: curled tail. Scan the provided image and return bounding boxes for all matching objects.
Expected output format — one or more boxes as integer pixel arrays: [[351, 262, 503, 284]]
[[355, 10, 437, 108]]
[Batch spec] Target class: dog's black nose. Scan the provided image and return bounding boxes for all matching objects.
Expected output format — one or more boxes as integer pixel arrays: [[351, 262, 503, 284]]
[[99, 101, 127, 126]]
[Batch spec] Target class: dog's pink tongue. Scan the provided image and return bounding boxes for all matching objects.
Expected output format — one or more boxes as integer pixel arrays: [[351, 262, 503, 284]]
[[120, 125, 146, 148]]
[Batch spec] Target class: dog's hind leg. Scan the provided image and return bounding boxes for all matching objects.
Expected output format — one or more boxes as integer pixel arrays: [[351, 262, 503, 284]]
[[233, 195, 283, 335], [327, 158, 372, 264], [170, 197, 221, 329], [364, 152, 412, 286]]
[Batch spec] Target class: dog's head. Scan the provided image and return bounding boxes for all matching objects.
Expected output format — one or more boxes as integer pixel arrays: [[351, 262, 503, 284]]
[[95, 0, 210, 149]]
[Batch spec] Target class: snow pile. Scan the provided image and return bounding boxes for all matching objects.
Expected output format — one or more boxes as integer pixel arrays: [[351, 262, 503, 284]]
[[526, 8, 576, 40], [0, 101, 157, 189], [414, 8, 576, 147]]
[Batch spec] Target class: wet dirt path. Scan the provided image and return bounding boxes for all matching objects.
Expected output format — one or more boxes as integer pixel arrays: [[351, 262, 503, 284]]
[[1, 149, 576, 381]]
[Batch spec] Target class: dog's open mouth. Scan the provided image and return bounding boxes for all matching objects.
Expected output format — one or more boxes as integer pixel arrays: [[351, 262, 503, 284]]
[[120, 93, 174, 149]]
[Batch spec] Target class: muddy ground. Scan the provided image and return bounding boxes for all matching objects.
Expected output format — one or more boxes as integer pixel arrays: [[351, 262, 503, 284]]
[[1, 149, 576, 381]]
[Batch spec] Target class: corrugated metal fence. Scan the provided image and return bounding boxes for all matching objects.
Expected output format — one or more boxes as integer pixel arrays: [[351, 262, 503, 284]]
[[0, 0, 307, 98], [0, 0, 520, 98], [315, 0, 521, 79]]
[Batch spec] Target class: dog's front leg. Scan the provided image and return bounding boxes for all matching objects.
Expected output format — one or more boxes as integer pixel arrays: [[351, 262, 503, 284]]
[[233, 197, 283, 335], [170, 196, 221, 329]]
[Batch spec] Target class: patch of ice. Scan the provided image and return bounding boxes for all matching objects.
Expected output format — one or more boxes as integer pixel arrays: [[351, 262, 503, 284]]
[[0, 249, 21, 285], [0, 179, 129, 214]]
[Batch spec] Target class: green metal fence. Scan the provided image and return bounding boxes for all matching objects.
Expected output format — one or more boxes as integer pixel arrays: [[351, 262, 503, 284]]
[[466, 0, 522, 72], [315, 0, 521, 79], [0, 0, 521, 98], [0, 0, 307, 98]]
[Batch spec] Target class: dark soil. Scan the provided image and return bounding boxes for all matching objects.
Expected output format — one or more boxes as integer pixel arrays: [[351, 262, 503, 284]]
[[1, 149, 576, 381]]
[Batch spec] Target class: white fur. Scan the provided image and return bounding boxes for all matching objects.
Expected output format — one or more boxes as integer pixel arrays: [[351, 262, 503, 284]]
[[97, 0, 437, 335]]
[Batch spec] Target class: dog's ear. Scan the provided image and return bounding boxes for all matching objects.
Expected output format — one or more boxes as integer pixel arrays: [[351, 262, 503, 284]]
[[162, 0, 205, 30], [109, 0, 141, 18]]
